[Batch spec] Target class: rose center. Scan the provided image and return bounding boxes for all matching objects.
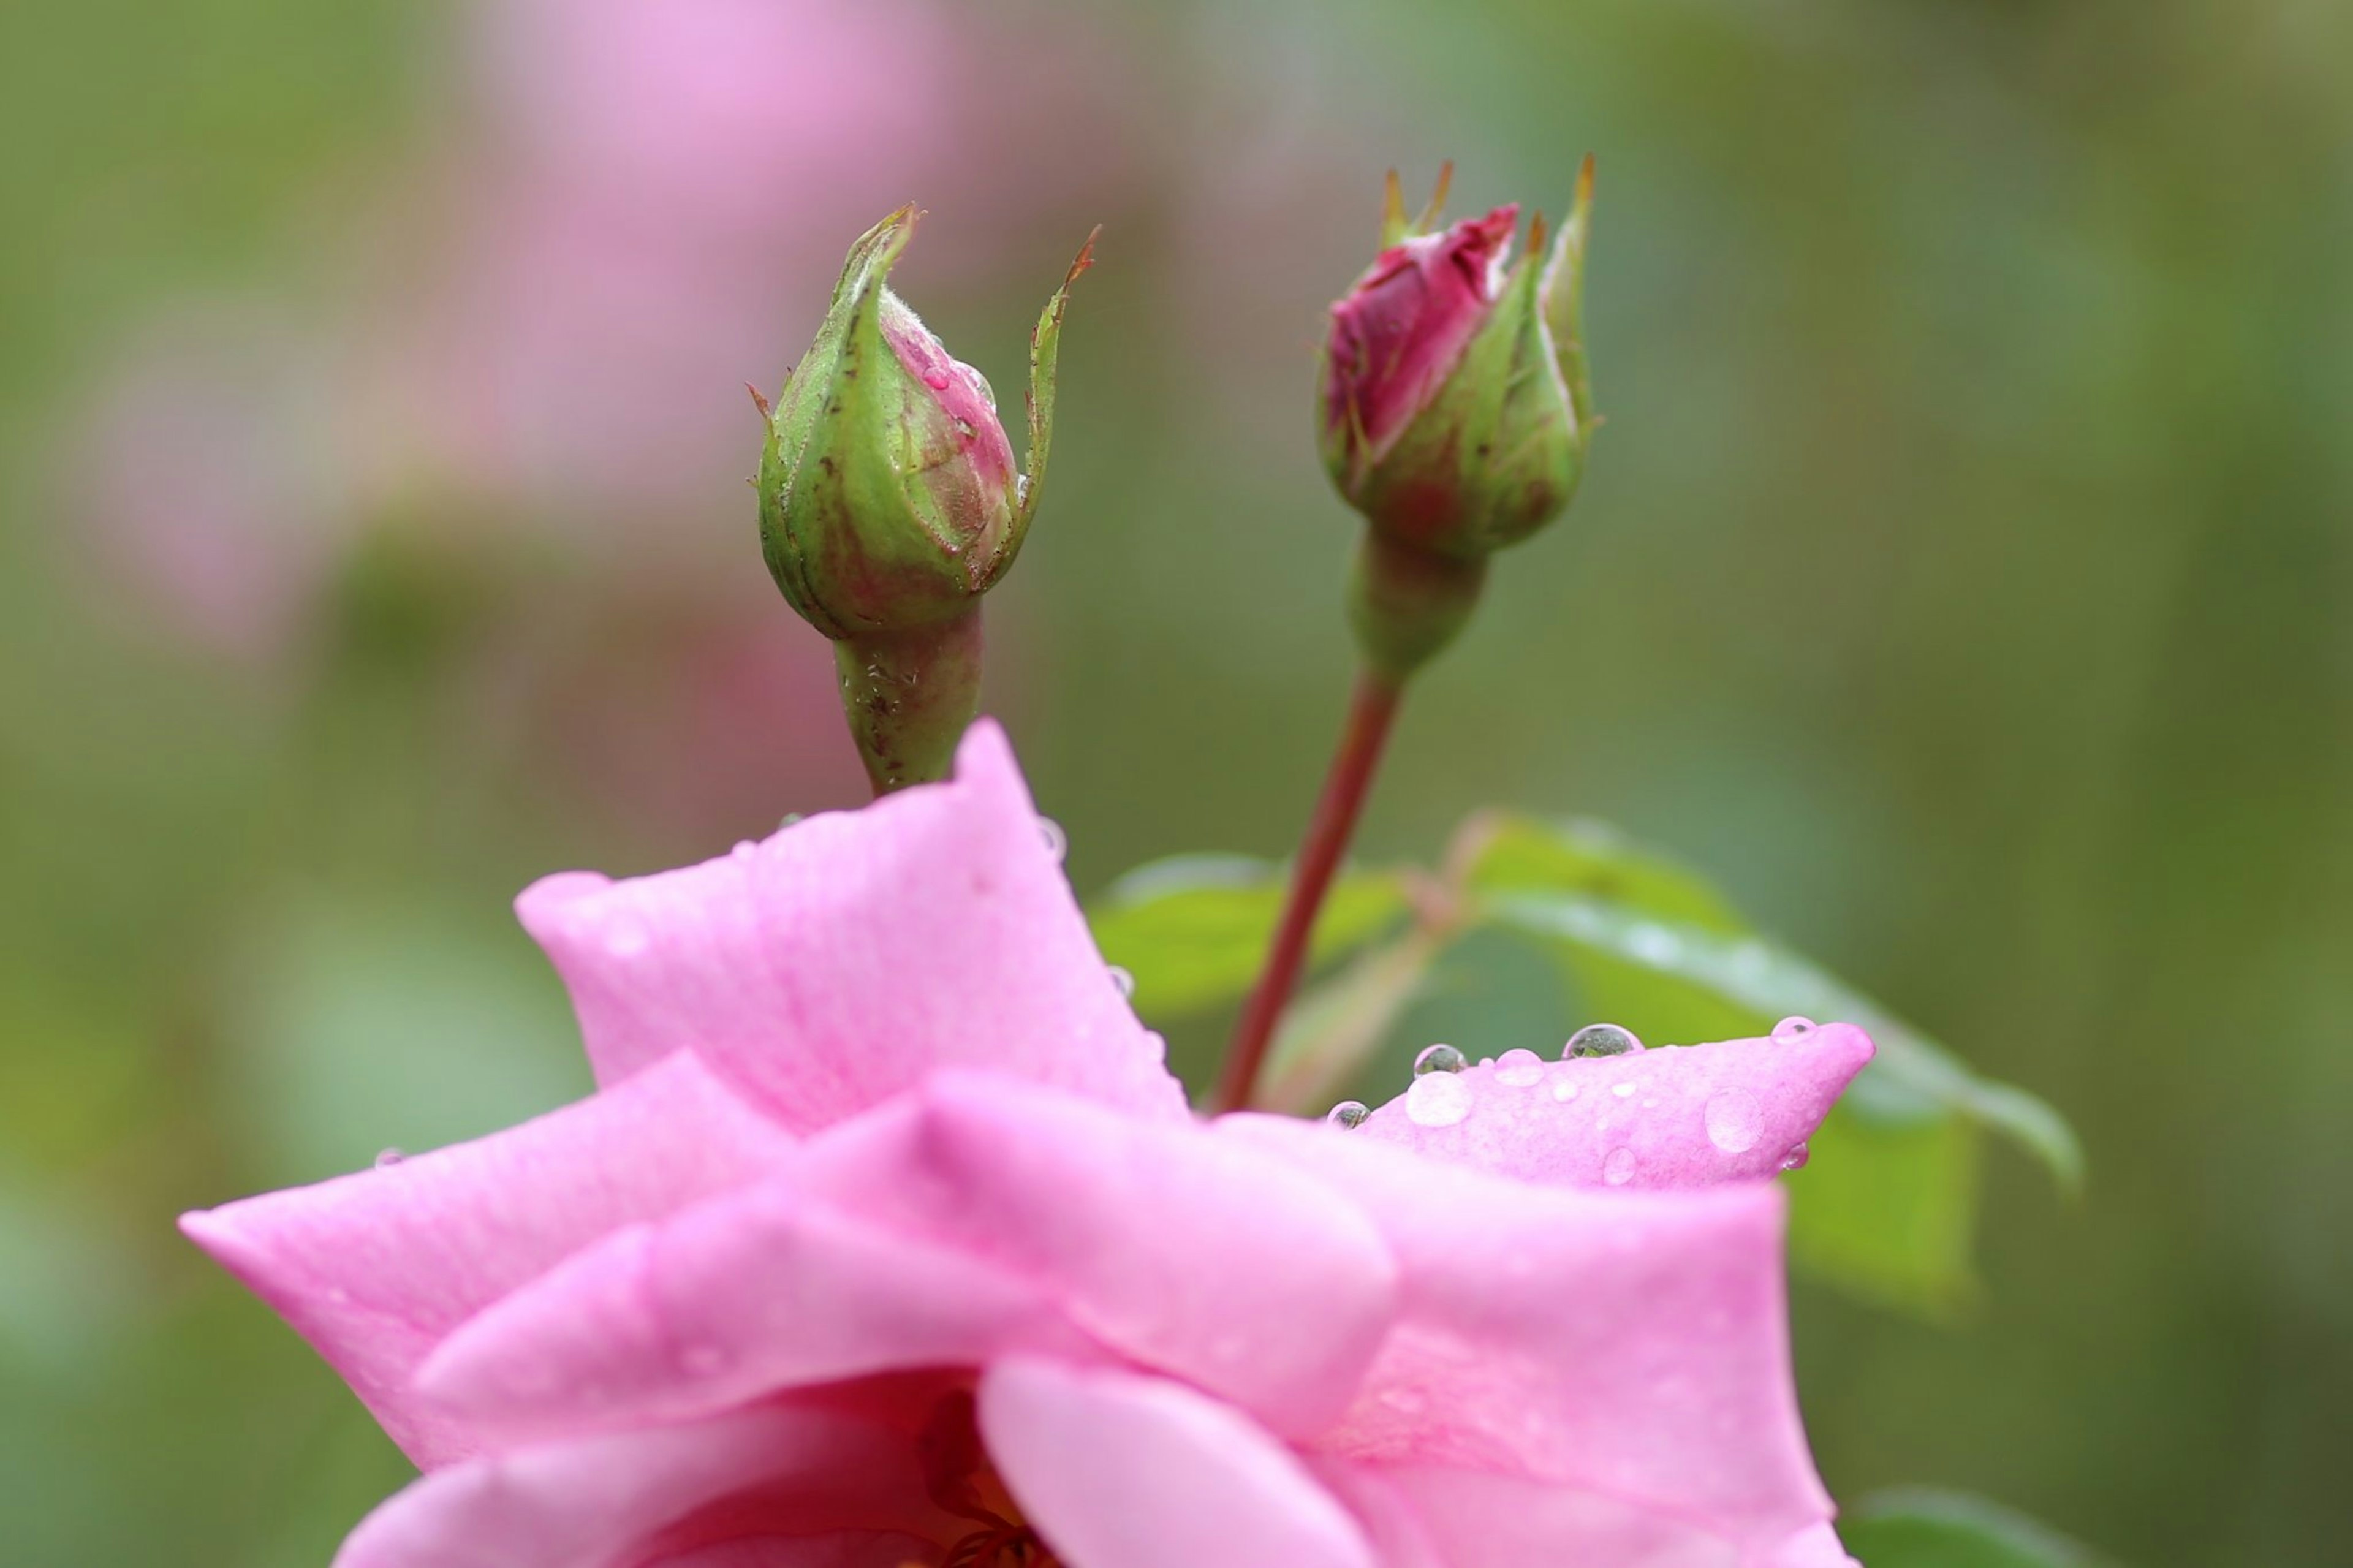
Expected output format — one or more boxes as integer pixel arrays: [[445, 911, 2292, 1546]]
[[919, 1389, 1061, 1568]]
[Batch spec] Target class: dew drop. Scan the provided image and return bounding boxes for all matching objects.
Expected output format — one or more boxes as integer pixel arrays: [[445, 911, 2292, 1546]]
[[373, 1148, 406, 1169], [604, 920, 650, 958], [778, 811, 805, 830], [1413, 1043, 1468, 1077], [922, 368, 953, 392], [1037, 818, 1068, 861], [1326, 1100, 1370, 1129], [1602, 1146, 1637, 1186], [1564, 1023, 1641, 1058], [1771, 1015, 1818, 1045], [1612, 1081, 1637, 1098], [1107, 965, 1135, 999], [1779, 1142, 1811, 1172], [1405, 1072, 1472, 1127], [731, 839, 758, 864], [1704, 1088, 1764, 1154], [1494, 1048, 1545, 1086], [1551, 1080, 1580, 1102]]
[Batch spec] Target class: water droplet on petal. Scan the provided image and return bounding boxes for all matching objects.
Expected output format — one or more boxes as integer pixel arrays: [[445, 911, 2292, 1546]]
[[1406, 1072, 1472, 1127], [1037, 818, 1068, 861], [922, 368, 953, 391], [1413, 1043, 1467, 1076], [1565, 1023, 1641, 1058], [1602, 1146, 1637, 1185], [1107, 965, 1135, 999], [1771, 1015, 1818, 1045], [1551, 1080, 1580, 1102], [1612, 1081, 1637, 1098], [1326, 1100, 1370, 1129], [1780, 1142, 1811, 1172], [731, 839, 757, 863], [604, 920, 650, 958], [373, 1148, 405, 1169], [1494, 1048, 1545, 1086], [778, 811, 805, 830], [1705, 1088, 1764, 1153]]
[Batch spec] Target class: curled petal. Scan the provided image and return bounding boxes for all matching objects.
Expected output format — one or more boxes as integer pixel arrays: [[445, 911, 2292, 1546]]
[[1352, 1025, 1874, 1189], [980, 1357, 1378, 1568], [417, 1167, 1093, 1442], [517, 720, 1186, 1130], [178, 1053, 795, 1468]]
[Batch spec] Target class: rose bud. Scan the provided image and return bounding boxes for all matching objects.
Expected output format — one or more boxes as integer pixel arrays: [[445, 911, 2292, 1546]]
[[759, 205, 1093, 793], [1319, 161, 1595, 682]]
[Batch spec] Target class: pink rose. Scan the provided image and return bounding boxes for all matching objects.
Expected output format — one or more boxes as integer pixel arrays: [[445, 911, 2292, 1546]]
[[184, 723, 1873, 1567]]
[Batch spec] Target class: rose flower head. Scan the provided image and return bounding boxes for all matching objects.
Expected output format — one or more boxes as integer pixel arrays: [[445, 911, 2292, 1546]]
[[183, 725, 1873, 1568]]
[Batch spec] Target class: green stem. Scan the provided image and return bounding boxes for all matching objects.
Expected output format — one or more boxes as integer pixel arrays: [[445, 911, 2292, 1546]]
[[1211, 669, 1404, 1113], [835, 608, 985, 796]]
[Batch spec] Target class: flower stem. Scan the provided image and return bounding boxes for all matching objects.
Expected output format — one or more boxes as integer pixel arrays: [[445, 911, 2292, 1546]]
[[835, 608, 985, 797], [1210, 669, 1404, 1113]]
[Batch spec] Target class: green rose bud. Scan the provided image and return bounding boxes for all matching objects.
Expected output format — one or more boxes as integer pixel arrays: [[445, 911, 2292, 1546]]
[[758, 206, 1092, 793]]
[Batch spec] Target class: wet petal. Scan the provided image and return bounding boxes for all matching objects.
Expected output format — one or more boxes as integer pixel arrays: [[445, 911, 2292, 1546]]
[[1352, 1025, 1873, 1189]]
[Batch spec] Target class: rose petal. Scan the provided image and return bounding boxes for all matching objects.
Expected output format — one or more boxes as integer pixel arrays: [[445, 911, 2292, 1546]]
[[644, 1538, 944, 1568], [1352, 1025, 1873, 1189], [332, 1401, 944, 1568], [1317, 1460, 1740, 1567], [178, 1052, 795, 1467], [805, 1072, 1398, 1436], [980, 1357, 1377, 1568], [1219, 1115, 1838, 1552], [517, 719, 1185, 1129], [416, 1165, 1093, 1442], [424, 1074, 1397, 1444]]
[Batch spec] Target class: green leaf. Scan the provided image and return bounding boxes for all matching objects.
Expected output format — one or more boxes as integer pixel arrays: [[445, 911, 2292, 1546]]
[[1843, 1488, 2110, 1567], [1087, 855, 1411, 1022], [1789, 1107, 1980, 1312], [1466, 811, 1746, 931]]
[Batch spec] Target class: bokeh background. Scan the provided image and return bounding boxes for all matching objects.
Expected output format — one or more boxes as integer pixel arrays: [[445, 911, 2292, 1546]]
[[4, 0, 2349, 1561]]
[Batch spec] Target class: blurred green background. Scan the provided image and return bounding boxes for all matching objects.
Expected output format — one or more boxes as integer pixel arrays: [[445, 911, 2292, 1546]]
[[3, 0, 2348, 1562]]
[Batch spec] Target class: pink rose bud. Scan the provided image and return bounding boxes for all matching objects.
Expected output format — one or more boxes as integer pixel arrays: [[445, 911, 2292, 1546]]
[[1318, 162, 1596, 681], [759, 206, 1093, 792]]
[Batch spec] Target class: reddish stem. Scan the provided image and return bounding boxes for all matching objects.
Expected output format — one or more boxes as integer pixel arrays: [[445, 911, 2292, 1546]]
[[1210, 670, 1404, 1113]]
